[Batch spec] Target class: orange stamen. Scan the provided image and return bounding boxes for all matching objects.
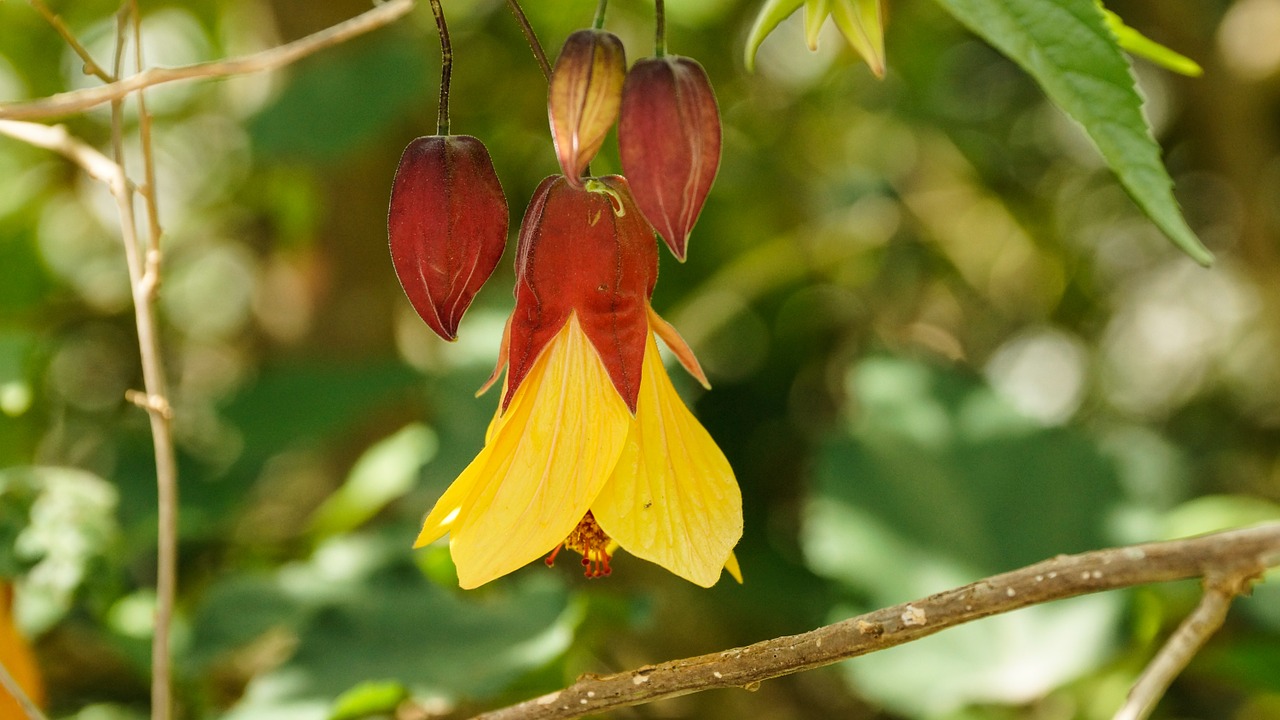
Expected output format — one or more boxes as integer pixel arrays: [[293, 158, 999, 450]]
[[549, 511, 614, 579]]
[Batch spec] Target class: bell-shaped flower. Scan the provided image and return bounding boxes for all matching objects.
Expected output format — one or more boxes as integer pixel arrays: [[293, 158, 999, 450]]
[[414, 175, 742, 589], [388, 135, 509, 341], [618, 56, 721, 261], [548, 29, 626, 186]]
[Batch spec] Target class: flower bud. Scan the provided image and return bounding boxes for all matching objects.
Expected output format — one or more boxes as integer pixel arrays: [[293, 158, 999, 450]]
[[548, 29, 626, 186], [388, 135, 508, 341], [618, 56, 721, 262]]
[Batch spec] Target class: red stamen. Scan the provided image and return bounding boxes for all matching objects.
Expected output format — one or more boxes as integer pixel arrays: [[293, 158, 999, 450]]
[[552, 511, 615, 580], [544, 544, 563, 567]]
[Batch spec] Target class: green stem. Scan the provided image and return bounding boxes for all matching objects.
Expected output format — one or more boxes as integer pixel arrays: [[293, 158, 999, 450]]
[[654, 0, 666, 56], [505, 0, 551, 81], [593, 0, 608, 29], [428, 0, 451, 135]]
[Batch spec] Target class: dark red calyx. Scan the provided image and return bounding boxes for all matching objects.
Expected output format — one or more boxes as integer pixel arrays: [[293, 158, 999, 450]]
[[388, 135, 509, 341], [618, 55, 722, 262], [504, 175, 658, 413]]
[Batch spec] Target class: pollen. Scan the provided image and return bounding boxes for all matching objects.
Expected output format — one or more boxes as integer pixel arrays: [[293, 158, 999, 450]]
[[544, 511, 614, 579]]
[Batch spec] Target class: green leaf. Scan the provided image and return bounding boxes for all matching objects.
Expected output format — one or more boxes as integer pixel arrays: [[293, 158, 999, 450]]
[[328, 681, 408, 720], [928, 0, 1213, 265], [744, 0, 806, 72], [308, 423, 439, 539], [1102, 8, 1203, 77], [804, 356, 1126, 714]]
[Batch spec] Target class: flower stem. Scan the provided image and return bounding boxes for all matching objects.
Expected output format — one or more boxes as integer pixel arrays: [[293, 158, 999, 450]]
[[654, 0, 666, 57], [593, 0, 608, 29], [505, 0, 551, 81], [428, 0, 452, 135]]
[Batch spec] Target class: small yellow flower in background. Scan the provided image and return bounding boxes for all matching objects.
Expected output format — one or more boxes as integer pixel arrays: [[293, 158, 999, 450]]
[[414, 176, 742, 589]]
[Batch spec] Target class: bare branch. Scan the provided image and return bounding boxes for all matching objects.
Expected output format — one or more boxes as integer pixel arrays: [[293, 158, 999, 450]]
[[0, 120, 126, 190], [0, 0, 416, 121], [1112, 572, 1252, 720], [472, 523, 1280, 720], [29, 0, 115, 83]]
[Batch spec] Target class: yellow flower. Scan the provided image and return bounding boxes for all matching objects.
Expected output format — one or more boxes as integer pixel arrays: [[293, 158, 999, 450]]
[[413, 175, 742, 589]]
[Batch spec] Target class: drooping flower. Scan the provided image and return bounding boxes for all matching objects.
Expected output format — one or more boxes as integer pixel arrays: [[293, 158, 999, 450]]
[[548, 29, 627, 186], [414, 175, 742, 588], [618, 55, 722, 261], [388, 135, 509, 341]]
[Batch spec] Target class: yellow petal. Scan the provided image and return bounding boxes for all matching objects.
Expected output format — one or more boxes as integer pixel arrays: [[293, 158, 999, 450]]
[[448, 313, 633, 589], [593, 332, 742, 587]]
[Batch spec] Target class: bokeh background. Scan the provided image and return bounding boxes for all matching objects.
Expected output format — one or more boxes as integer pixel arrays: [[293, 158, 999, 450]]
[[2, 0, 1280, 718]]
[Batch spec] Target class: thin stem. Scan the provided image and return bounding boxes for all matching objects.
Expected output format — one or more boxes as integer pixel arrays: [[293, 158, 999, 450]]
[[654, 0, 666, 57], [29, 0, 115, 82], [592, 0, 608, 30], [428, 0, 452, 135], [110, 8, 177, 720], [0, 0, 416, 121], [0, 659, 49, 720], [1112, 574, 1245, 720], [504, 0, 551, 81]]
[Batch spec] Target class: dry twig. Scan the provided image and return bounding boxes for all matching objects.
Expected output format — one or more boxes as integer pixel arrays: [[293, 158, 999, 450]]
[[0, 0, 415, 121], [472, 523, 1280, 720]]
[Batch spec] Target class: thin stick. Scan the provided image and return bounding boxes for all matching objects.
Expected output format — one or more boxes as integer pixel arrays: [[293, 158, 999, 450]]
[[471, 523, 1280, 720], [0, 660, 49, 720], [1112, 574, 1245, 720], [654, 0, 666, 57], [0, 0, 415, 121], [428, 0, 452, 136], [109, 6, 177, 720], [29, 0, 115, 83], [504, 0, 551, 81], [592, 0, 608, 30]]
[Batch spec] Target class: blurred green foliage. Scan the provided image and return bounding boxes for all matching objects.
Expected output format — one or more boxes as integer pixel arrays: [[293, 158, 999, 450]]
[[2, 0, 1280, 719]]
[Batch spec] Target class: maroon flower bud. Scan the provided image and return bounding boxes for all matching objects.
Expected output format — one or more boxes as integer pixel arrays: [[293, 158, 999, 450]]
[[618, 56, 722, 262], [388, 135, 508, 341], [548, 29, 626, 186]]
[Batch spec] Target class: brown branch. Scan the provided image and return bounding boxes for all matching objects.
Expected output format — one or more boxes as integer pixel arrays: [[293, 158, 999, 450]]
[[1113, 571, 1250, 720], [472, 523, 1280, 720], [0, 0, 415, 121]]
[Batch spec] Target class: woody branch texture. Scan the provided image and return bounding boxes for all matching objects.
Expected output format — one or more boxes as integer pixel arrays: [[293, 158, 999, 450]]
[[474, 523, 1280, 720]]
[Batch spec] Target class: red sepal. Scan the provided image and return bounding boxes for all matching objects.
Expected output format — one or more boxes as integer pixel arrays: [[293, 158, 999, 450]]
[[388, 135, 509, 341], [618, 56, 722, 261], [505, 175, 658, 413]]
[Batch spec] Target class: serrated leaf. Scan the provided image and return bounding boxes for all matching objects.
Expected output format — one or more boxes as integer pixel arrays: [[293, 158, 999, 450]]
[[929, 0, 1213, 265], [1102, 8, 1203, 77], [744, 0, 806, 72], [830, 0, 886, 77]]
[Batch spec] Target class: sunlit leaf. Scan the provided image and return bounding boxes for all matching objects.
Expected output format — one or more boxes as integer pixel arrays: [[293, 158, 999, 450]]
[[928, 0, 1213, 265], [309, 423, 438, 539], [0, 466, 118, 633], [328, 680, 408, 720]]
